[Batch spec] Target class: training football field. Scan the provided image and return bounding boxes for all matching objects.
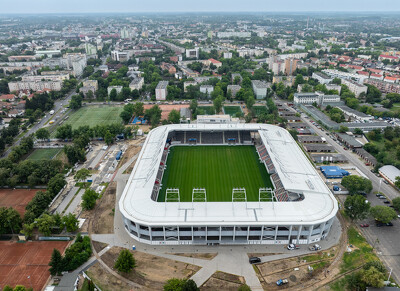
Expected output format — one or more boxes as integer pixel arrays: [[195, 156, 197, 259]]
[[64, 105, 123, 129], [158, 145, 273, 202]]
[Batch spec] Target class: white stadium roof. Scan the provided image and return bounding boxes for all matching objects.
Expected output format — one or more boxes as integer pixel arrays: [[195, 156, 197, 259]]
[[119, 123, 338, 226]]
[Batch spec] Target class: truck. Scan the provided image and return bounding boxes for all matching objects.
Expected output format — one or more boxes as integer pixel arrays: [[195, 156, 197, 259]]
[[116, 150, 123, 161], [276, 279, 288, 286], [49, 110, 55, 115]]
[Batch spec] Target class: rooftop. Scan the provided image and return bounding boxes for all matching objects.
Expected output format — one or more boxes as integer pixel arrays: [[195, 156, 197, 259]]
[[119, 124, 338, 226]]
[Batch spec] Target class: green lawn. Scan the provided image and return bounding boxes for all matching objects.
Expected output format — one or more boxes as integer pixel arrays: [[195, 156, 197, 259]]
[[63, 105, 123, 130], [252, 106, 268, 117], [158, 146, 273, 202], [198, 106, 215, 115], [26, 148, 61, 160], [223, 106, 243, 117]]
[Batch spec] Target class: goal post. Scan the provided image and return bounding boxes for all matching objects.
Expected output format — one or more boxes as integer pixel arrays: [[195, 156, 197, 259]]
[[192, 188, 206, 203], [232, 188, 247, 202], [258, 187, 275, 209], [165, 188, 180, 202]]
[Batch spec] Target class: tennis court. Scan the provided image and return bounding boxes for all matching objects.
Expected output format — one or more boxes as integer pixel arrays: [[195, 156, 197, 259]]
[[0, 189, 38, 216], [0, 241, 69, 291]]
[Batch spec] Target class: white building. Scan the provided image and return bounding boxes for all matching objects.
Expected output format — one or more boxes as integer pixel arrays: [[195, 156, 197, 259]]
[[217, 31, 251, 38], [379, 165, 400, 186], [312, 72, 333, 85], [252, 80, 269, 99], [185, 48, 199, 59], [223, 52, 233, 59], [322, 69, 367, 84], [119, 123, 338, 245], [294, 92, 340, 105], [83, 80, 98, 91], [341, 79, 368, 97], [227, 85, 241, 97], [35, 50, 61, 57], [129, 77, 144, 91], [155, 81, 168, 100], [107, 86, 123, 96], [21, 73, 70, 82], [64, 53, 87, 77], [336, 105, 374, 122], [8, 80, 63, 92], [85, 43, 97, 55], [200, 85, 214, 96]]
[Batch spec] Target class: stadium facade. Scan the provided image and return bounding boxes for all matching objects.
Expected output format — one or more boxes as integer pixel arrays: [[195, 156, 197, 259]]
[[119, 123, 338, 245]]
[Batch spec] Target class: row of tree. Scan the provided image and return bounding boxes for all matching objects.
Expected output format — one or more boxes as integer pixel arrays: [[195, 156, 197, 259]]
[[49, 233, 91, 275]]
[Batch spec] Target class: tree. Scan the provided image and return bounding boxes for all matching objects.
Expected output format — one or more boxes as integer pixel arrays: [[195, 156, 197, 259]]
[[120, 110, 132, 124], [238, 285, 252, 291], [109, 88, 117, 101], [74, 168, 90, 183], [35, 214, 56, 236], [81, 189, 98, 210], [104, 130, 114, 146], [395, 176, 400, 189], [189, 99, 198, 114], [133, 102, 144, 117], [213, 96, 224, 113], [0, 207, 22, 235], [2, 286, 13, 291], [168, 109, 181, 124], [35, 128, 50, 141], [344, 195, 370, 221], [21, 223, 34, 239], [392, 197, 400, 211], [64, 145, 86, 165], [370, 205, 398, 223], [164, 278, 199, 291], [49, 249, 63, 276], [341, 175, 373, 195], [62, 213, 79, 232], [114, 249, 136, 273], [361, 266, 385, 288], [13, 286, 26, 291], [70, 94, 83, 110], [354, 128, 363, 135]]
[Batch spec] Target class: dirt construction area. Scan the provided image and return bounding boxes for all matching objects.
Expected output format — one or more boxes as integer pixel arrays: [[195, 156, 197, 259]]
[[0, 189, 38, 216], [98, 246, 200, 290], [0, 241, 69, 291], [89, 182, 116, 234], [201, 271, 245, 290]]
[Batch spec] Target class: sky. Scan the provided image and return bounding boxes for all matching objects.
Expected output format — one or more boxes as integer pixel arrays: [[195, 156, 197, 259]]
[[1, 0, 400, 14]]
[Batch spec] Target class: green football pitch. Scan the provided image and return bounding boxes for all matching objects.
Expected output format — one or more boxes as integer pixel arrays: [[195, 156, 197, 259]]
[[26, 148, 61, 160], [158, 146, 273, 202], [64, 106, 123, 130]]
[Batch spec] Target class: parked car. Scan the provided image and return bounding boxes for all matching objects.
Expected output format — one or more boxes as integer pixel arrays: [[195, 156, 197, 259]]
[[360, 224, 369, 227], [287, 244, 300, 250], [376, 222, 385, 227], [309, 244, 321, 251], [249, 257, 261, 264], [383, 200, 391, 204], [276, 279, 288, 286]]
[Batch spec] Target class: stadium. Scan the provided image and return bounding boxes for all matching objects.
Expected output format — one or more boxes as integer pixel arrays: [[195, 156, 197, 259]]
[[119, 123, 338, 245]]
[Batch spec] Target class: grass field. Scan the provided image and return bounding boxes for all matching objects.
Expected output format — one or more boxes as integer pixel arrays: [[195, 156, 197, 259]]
[[252, 106, 268, 116], [198, 106, 215, 115], [63, 105, 123, 130], [27, 148, 61, 160], [223, 106, 243, 117], [158, 146, 273, 202]]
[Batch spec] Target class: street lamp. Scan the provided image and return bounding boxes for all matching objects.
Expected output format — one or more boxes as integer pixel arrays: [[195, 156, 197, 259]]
[[378, 178, 382, 194], [388, 267, 393, 281]]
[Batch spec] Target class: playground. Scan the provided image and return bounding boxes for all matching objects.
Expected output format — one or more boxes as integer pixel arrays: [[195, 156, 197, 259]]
[[0, 240, 69, 291]]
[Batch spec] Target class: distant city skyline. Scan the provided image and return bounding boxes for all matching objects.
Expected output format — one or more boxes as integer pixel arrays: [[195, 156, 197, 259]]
[[2, 0, 400, 14]]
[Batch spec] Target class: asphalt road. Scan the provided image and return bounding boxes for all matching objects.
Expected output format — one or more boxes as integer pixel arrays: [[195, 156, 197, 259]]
[[288, 103, 400, 283], [3, 90, 76, 157]]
